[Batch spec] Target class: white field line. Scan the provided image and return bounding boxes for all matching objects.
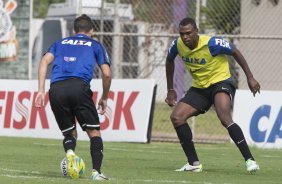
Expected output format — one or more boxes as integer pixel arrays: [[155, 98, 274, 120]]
[[32, 142, 173, 154], [262, 155, 281, 158], [33, 143, 61, 147], [32, 142, 229, 154], [0, 167, 40, 174], [130, 179, 212, 184], [106, 147, 172, 154], [1, 175, 215, 184], [2, 174, 45, 179], [32, 142, 164, 149], [0, 167, 229, 184]]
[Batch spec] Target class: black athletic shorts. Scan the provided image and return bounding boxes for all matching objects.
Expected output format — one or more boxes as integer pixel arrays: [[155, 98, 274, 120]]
[[180, 80, 236, 113], [49, 78, 100, 135]]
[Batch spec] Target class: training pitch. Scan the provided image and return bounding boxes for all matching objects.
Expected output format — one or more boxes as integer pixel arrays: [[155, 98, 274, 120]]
[[0, 136, 281, 184]]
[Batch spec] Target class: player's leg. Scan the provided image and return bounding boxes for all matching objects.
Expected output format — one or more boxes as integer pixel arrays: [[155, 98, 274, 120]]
[[63, 129, 78, 179], [86, 129, 103, 174], [49, 80, 80, 179], [213, 82, 259, 173], [74, 80, 109, 180], [85, 129, 108, 180], [172, 102, 200, 170], [172, 88, 211, 172], [65, 138, 79, 179], [63, 129, 77, 152], [49, 79, 78, 154], [214, 91, 254, 159]]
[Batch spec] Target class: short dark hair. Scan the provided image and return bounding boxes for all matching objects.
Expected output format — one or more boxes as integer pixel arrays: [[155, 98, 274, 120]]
[[74, 14, 94, 33], [179, 17, 197, 29]]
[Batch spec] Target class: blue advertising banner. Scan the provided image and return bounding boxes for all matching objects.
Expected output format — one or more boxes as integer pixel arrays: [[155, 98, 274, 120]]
[[233, 90, 282, 148]]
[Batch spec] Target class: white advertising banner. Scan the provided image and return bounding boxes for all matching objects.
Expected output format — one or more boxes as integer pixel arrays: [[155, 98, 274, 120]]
[[0, 79, 155, 142], [233, 90, 282, 148]]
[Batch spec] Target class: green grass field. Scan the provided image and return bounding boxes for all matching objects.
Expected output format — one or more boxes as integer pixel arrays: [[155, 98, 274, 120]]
[[153, 103, 229, 142], [0, 136, 281, 184]]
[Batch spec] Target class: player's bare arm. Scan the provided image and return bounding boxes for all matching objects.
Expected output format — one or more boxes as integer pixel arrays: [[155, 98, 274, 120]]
[[98, 64, 112, 114], [165, 56, 177, 106], [231, 47, 260, 96], [35, 53, 54, 108]]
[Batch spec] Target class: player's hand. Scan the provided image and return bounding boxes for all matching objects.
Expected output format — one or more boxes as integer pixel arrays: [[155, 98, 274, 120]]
[[98, 98, 107, 115], [247, 77, 260, 97], [165, 89, 177, 107], [35, 91, 45, 107]]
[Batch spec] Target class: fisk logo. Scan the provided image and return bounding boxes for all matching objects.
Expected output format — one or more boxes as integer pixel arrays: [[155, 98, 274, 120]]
[[0, 91, 49, 129], [0, 90, 139, 130], [215, 38, 231, 49], [92, 91, 138, 130], [250, 105, 282, 143]]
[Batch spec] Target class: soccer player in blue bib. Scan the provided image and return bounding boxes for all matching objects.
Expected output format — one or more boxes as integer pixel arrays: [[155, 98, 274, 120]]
[[35, 14, 111, 180], [165, 17, 260, 174]]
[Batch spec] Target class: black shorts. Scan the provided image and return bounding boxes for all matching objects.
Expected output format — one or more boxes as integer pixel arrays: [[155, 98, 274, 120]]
[[49, 78, 100, 135], [180, 80, 236, 113]]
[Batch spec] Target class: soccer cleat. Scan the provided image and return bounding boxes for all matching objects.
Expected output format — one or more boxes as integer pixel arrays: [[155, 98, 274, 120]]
[[245, 159, 260, 174], [175, 163, 203, 172], [66, 150, 79, 179], [91, 170, 109, 180]]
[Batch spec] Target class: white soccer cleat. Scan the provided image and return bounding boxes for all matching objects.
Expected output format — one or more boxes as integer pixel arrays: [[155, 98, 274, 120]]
[[245, 159, 260, 174], [175, 163, 203, 172], [91, 170, 109, 180]]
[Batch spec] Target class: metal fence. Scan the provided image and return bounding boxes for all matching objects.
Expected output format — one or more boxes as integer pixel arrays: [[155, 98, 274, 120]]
[[32, 0, 282, 142]]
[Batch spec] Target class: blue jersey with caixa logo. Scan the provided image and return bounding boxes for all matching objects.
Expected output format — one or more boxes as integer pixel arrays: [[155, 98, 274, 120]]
[[48, 34, 110, 85]]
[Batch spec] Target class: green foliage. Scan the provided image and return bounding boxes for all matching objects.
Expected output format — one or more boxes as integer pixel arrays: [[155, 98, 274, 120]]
[[201, 0, 240, 34], [33, 0, 65, 18], [121, 0, 174, 24]]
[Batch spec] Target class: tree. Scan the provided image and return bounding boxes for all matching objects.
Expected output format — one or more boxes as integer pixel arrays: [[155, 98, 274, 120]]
[[33, 0, 65, 18], [201, 0, 240, 34]]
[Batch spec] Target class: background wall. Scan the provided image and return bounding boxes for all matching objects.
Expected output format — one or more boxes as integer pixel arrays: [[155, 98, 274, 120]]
[[1, 0, 281, 143]]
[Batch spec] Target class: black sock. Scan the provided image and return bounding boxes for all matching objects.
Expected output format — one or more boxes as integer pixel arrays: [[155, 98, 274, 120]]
[[90, 136, 104, 173], [227, 123, 254, 161], [63, 136, 76, 152], [175, 123, 199, 165]]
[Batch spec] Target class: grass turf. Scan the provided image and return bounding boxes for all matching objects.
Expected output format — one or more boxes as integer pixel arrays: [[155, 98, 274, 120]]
[[0, 136, 281, 184]]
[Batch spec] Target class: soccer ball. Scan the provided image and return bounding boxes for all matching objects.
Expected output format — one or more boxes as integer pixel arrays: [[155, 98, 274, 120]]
[[60, 156, 85, 177]]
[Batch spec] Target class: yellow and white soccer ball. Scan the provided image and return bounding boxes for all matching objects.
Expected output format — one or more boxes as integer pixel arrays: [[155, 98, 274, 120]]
[[60, 156, 85, 177]]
